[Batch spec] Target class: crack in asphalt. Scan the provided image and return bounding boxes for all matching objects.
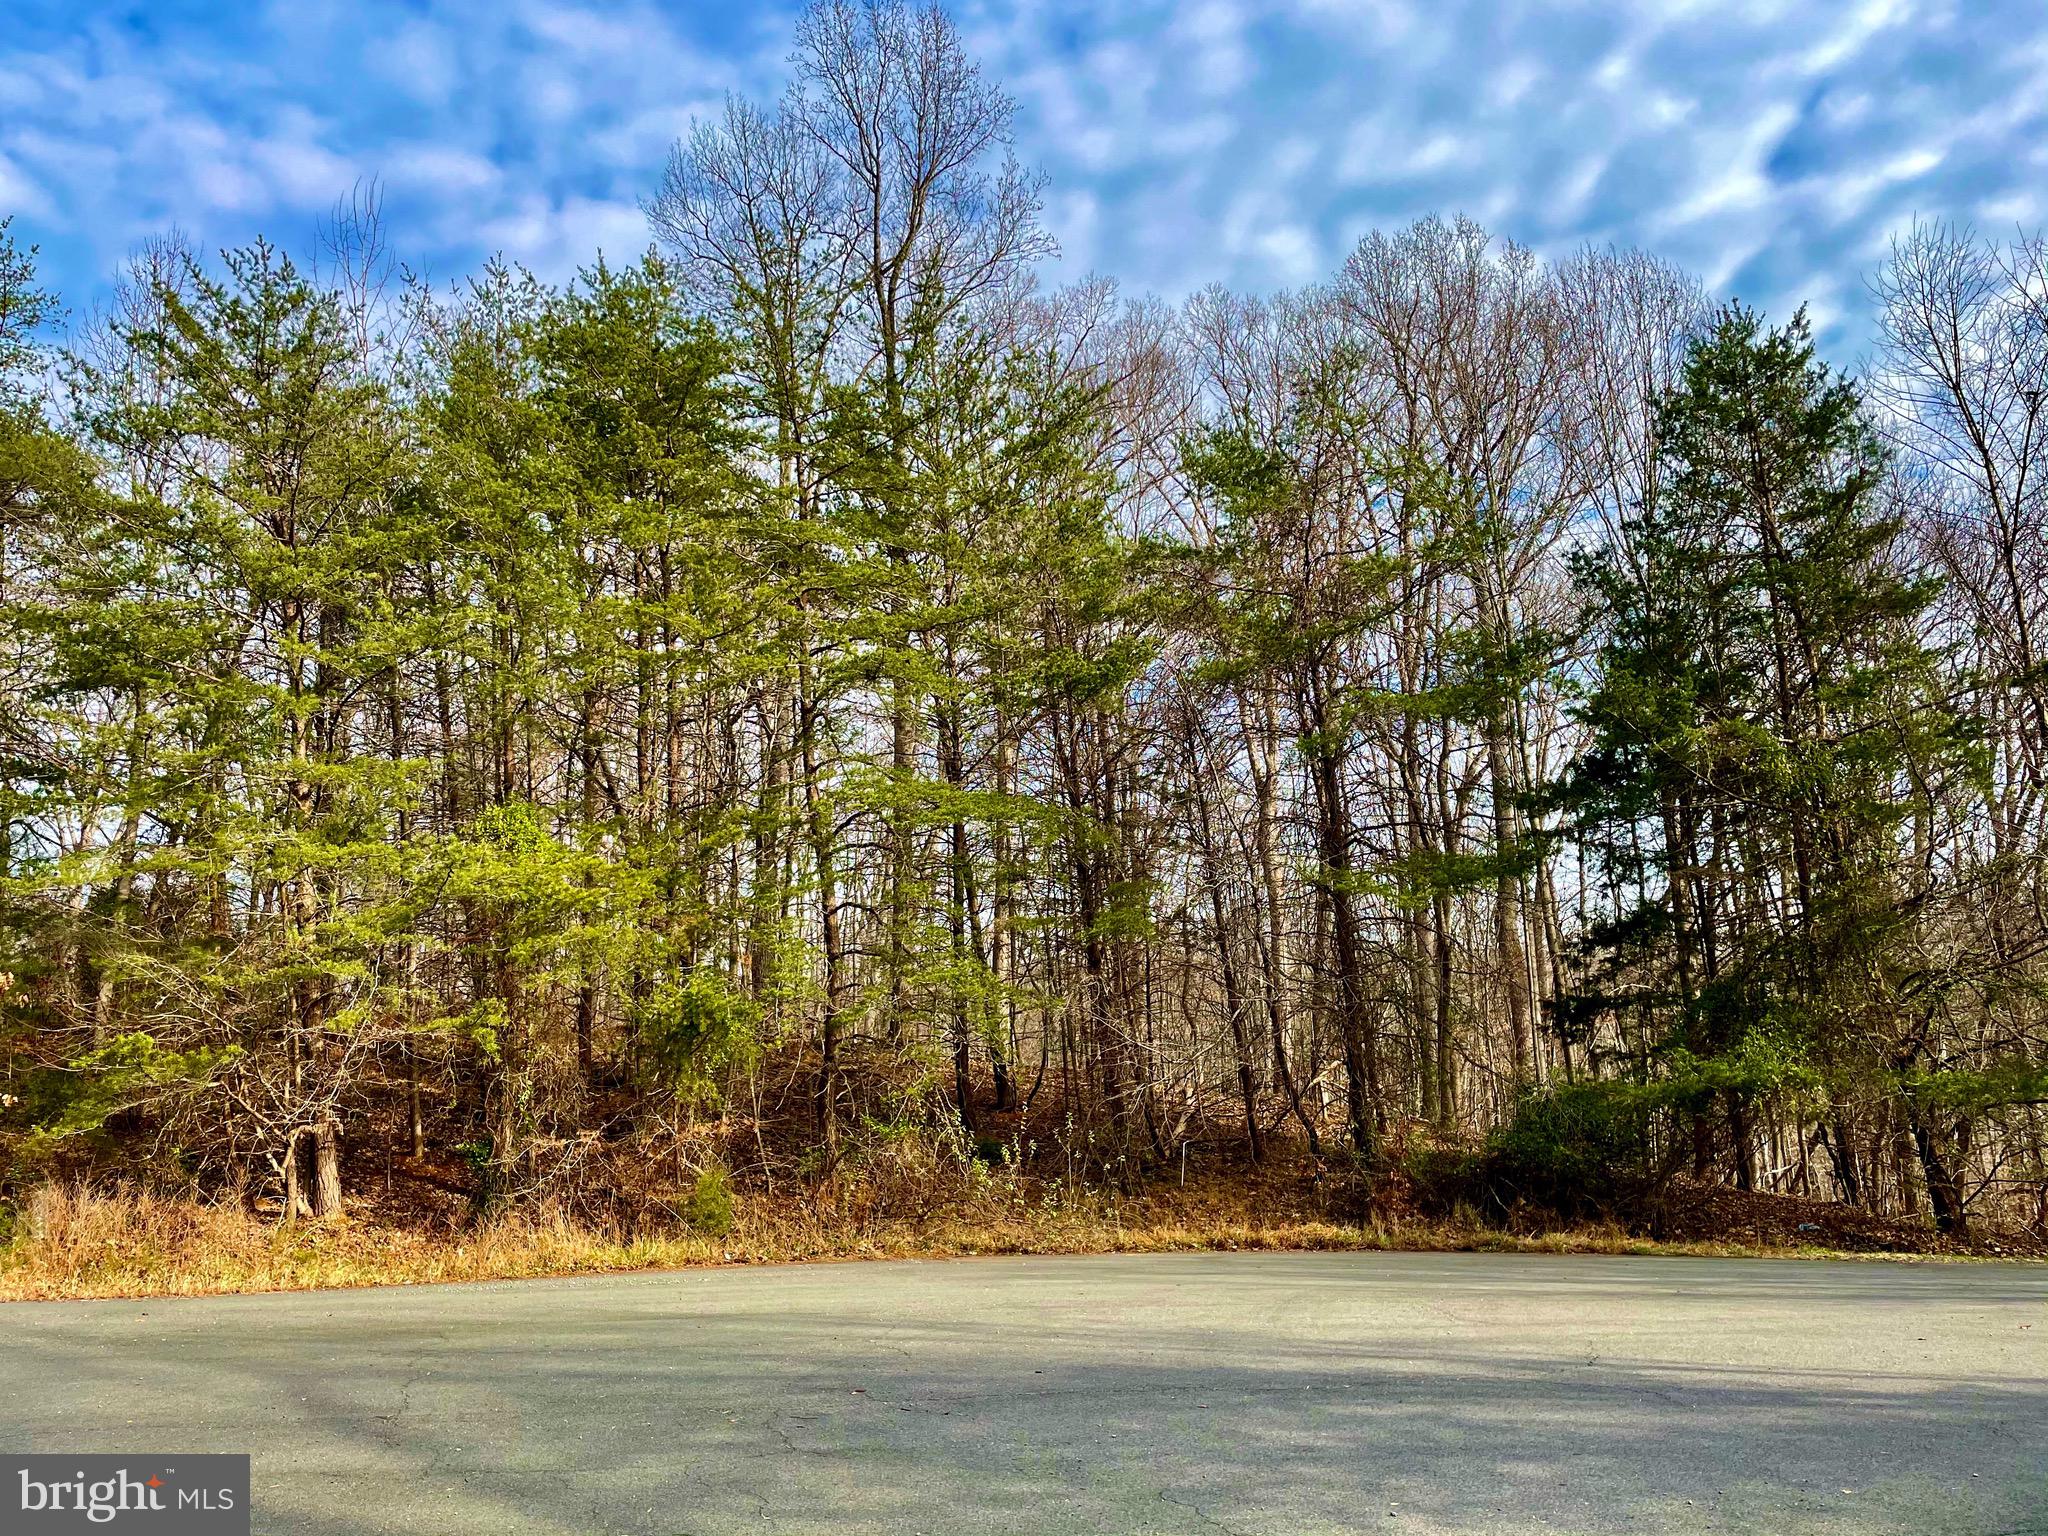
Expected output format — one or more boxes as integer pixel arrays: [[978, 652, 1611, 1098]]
[[1159, 1484, 1249, 1536], [361, 1332, 456, 1449]]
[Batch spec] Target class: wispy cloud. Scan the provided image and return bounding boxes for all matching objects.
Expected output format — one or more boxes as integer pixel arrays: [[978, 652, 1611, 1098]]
[[3, 0, 2043, 354], [966, 0, 2048, 351]]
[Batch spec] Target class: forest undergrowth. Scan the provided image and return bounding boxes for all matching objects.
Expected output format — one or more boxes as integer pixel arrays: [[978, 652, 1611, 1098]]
[[8, 1071, 2037, 1302]]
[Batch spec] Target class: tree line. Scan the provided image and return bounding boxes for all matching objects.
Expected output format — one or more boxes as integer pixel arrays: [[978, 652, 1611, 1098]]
[[2, 0, 2044, 1236]]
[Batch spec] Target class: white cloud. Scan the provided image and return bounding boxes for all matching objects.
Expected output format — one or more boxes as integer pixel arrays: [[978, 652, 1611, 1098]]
[[2, 0, 2044, 359], [248, 114, 359, 206], [1253, 222, 1319, 283], [1046, 187, 1100, 274], [976, 0, 2047, 352], [1170, 0, 1252, 97], [1976, 191, 2041, 231], [378, 20, 460, 105], [1660, 104, 1801, 229], [1486, 60, 1542, 114], [1801, 0, 1909, 75], [0, 153, 52, 220], [384, 144, 500, 197], [475, 193, 651, 280]]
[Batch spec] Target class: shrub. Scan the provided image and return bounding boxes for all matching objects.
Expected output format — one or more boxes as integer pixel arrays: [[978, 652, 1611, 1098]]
[[1393, 1134, 1484, 1218], [454, 1138, 500, 1218], [685, 1164, 735, 1236], [1482, 1081, 1664, 1224]]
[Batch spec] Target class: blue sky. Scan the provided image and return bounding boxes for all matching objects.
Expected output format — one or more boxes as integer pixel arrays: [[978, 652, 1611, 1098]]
[[3, 0, 2045, 359]]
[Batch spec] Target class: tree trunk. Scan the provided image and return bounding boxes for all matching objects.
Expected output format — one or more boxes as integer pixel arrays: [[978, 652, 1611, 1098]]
[[1303, 689, 1378, 1160], [311, 1117, 343, 1218], [406, 1048, 425, 1161], [1192, 765, 1263, 1163], [1905, 1097, 1968, 1236], [1243, 692, 1319, 1154], [285, 1118, 343, 1221]]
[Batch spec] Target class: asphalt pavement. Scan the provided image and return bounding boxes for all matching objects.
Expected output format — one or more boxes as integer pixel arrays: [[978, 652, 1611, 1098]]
[[3, 1250, 2044, 1534]]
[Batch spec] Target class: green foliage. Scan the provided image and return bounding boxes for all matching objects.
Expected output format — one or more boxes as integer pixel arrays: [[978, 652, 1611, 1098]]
[[1559, 302, 1977, 1145], [442, 999, 509, 1062], [25, 1033, 242, 1148], [3, 100, 2041, 1246], [1483, 1030, 1828, 1224], [1662, 1027, 1824, 1110], [1393, 1135, 1485, 1216], [0, 216, 60, 391], [633, 970, 758, 1100], [684, 1164, 736, 1236], [1904, 1059, 2048, 1117], [453, 1138, 502, 1217], [1482, 1082, 1665, 1222]]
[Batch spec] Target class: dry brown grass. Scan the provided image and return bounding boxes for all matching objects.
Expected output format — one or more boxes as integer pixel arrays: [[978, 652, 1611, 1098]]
[[0, 1177, 1989, 1303]]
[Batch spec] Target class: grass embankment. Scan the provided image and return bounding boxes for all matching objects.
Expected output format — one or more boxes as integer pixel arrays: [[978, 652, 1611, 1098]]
[[1, 1173, 2015, 1302]]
